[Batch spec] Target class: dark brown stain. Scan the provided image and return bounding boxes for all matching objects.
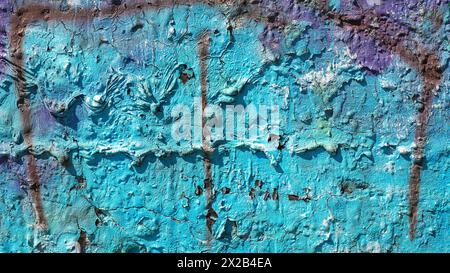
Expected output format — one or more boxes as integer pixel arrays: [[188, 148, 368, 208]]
[[26, 154, 47, 229], [272, 188, 279, 201], [7, 0, 442, 240], [288, 193, 311, 202], [254, 179, 263, 189], [179, 72, 192, 84], [77, 229, 87, 253], [288, 194, 300, 201]]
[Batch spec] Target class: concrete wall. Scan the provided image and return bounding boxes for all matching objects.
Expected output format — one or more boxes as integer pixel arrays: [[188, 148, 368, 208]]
[[0, 0, 448, 252]]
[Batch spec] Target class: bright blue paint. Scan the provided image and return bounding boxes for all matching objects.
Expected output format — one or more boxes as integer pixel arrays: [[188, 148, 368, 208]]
[[0, 1, 448, 253]]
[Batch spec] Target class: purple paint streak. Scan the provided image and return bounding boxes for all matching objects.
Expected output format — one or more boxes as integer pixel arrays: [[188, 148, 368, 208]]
[[341, 28, 393, 72]]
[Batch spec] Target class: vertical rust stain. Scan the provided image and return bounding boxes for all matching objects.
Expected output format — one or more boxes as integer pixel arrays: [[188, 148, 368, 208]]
[[77, 229, 87, 253], [198, 31, 215, 247], [10, 12, 48, 230], [408, 77, 440, 239]]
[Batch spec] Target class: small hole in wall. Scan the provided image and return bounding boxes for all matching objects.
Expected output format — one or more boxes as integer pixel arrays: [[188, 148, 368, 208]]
[[131, 23, 144, 33]]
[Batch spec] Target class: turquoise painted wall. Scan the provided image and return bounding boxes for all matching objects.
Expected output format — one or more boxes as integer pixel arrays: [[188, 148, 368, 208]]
[[0, 0, 448, 252]]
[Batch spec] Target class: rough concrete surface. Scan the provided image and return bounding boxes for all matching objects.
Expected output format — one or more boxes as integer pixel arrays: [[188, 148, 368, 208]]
[[0, 0, 448, 252]]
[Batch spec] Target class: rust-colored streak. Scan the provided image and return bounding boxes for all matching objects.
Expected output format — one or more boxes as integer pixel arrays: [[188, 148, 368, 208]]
[[26, 153, 48, 229], [10, 13, 48, 230], [198, 31, 215, 247], [408, 83, 438, 239]]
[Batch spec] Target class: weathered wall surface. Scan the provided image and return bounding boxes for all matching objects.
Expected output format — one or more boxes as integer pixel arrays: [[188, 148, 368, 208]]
[[0, 0, 448, 252]]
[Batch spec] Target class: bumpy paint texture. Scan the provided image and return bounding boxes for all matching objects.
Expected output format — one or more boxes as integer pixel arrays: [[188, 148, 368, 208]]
[[0, 0, 448, 253]]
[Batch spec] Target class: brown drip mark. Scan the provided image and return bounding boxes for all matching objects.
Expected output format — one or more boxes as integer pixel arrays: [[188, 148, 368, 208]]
[[77, 229, 88, 253], [10, 11, 48, 230], [198, 31, 215, 248], [8, 0, 442, 240]]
